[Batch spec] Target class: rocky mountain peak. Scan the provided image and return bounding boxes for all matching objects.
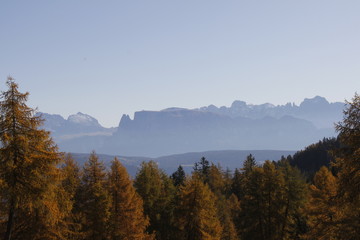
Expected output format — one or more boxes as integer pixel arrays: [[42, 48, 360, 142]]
[[67, 112, 100, 127]]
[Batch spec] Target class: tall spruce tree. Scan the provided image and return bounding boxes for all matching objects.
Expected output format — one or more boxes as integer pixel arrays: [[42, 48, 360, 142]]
[[134, 161, 176, 240], [231, 168, 243, 200], [80, 151, 110, 240], [0, 77, 66, 240], [108, 157, 152, 240], [171, 165, 186, 187], [193, 157, 210, 183], [242, 154, 257, 173]]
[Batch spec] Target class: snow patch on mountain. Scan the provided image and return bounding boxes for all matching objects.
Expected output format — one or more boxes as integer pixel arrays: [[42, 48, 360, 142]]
[[67, 112, 100, 127]]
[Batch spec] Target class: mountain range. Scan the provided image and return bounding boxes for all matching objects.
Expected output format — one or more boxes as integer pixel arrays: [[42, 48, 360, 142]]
[[39, 96, 344, 157]]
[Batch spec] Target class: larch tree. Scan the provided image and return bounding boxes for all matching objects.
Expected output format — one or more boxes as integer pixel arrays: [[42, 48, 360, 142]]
[[61, 154, 81, 203], [239, 161, 298, 240], [260, 161, 285, 240], [108, 157, 152, 240], [277, 160, 307, 239], [0, 77, 67, 240], [60, 153, 82, 240], [304, 166, 340, 240], [223, 168, 233, 198], [80, 151, 110, 240], [238, 166, 265, 240], [334, 93, 360, 238], [207, 164, 239, 240], [207, 164, 225, 196], [175, 175, 222, 240]]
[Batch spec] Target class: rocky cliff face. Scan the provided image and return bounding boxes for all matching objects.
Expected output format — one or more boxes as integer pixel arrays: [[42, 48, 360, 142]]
[[103, 108, 335, 157], [40, 96, 344, 157]]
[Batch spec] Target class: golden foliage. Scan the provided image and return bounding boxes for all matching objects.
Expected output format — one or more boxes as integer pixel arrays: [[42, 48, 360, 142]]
[[108, 157, 153, 240], [176, 175, 222, 240], [0, 77, 67, 240], [304, 167, 340, 240]]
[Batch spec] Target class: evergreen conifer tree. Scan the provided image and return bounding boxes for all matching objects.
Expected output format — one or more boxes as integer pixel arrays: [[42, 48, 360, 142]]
[[171, 165, 186, 187], [193, 157, 210, 183], [134, 161, 176, 240], [242, 154, 256, 174], [231, 168, 243, 200], [80, 151, 110, 240]]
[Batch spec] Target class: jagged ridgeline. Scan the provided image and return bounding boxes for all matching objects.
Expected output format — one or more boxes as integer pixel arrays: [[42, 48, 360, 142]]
[[40, 96, 343, 157]]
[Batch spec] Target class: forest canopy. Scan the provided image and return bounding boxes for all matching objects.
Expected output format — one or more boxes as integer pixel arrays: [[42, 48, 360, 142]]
[[0, 78, 359, 240]]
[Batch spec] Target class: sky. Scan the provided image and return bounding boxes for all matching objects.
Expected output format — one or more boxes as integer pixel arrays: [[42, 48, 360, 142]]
[[1, 1, 359, 127]]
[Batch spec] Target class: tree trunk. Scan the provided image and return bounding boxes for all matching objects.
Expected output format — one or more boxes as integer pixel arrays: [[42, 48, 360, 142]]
[[4, 199, 15, 240]]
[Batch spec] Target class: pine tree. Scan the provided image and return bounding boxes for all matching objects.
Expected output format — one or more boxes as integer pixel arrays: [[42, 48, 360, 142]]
[[193, 157, 210, 183], [242, 154, 256, 174], [171, 165, 186, 187], [134, 161, 176, 240], [231, 168, 243, 200], [108, 157, 152, 240], [175, 175, 222, 240], [80, 151, 110, 240], [0, 77, 66, 240]]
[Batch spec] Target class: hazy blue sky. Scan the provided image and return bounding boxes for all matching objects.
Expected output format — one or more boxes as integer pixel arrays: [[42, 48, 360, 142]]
[[1, 1, 359, 127]]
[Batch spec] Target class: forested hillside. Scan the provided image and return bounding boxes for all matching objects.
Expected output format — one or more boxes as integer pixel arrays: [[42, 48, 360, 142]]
[[1, 78, 359, 240]]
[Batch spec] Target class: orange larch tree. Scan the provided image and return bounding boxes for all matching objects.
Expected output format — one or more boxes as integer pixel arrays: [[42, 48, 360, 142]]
[[108, 157, 153, 240], [0, 77, 67, 240]]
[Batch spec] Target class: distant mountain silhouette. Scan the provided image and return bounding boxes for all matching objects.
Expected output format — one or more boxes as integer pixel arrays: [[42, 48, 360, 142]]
[[38, 112, 116, 151], [39, 96, 344, 157], [199, 96, 343, 128]]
